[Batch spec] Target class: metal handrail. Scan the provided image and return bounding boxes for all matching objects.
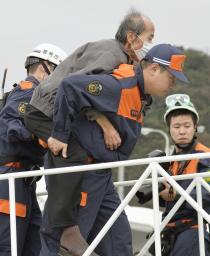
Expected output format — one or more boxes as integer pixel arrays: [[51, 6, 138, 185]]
[[1, 152, 210, 256]]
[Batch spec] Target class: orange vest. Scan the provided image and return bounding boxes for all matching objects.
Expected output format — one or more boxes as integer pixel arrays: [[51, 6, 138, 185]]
[[112, 64, 143, 124], [170, 143, 210, 176]]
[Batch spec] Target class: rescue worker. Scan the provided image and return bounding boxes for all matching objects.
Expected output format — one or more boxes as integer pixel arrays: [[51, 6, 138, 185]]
[[157, 94, 210, 256], [0, 43, 67, 256], [24, 9, 156, 254], [40, 44, 189, 256]]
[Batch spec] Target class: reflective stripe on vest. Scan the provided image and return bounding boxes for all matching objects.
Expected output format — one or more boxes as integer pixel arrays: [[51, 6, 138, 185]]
[[0, 199, 26, 217], [19, 81, 33, 90]]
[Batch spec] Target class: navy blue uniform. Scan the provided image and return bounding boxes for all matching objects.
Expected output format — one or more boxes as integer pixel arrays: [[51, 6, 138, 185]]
[[0, 76, 44, 256], [41, 64, 149, 255], [52, 64, 145, 161], [162, 143, 210, 256]]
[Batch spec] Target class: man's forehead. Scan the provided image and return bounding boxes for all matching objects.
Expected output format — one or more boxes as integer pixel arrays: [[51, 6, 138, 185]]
[[170, 115, 194, 124]]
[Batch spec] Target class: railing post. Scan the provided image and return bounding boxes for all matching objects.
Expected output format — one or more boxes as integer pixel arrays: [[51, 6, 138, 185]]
[[9, 177, 17, 256], [139, 178, 196, 256], [82, 165, 152, 256], [151, 162, 162, 256], [117, 166, 125, 200], [196, 177, 205, 255]]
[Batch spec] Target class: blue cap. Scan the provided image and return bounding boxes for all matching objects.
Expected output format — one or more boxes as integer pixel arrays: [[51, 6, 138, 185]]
[[144, 44, 189, 83]]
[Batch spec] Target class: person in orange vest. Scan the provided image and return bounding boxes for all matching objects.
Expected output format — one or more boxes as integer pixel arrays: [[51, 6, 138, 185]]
[[157, 94, 210, 256], [0, 43, 67, 256], [40, 44, 189, 256], [24, 9, 155, 255]]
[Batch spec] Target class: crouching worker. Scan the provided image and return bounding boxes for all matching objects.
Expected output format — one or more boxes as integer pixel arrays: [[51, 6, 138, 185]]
[[0, 44, 66, 256], [154, 94, 210, 256], [41, 44, 189, 256]]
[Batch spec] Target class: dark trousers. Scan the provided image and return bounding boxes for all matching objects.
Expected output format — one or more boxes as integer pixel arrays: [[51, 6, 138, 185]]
[[0, 166, 41, 256], [40, 170, 133, 256], [45, 151, 87, 228], [170, 228, 210, 256], [24, 104, 88, 228]]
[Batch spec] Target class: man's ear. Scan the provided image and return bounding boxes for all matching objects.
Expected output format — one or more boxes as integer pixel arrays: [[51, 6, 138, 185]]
[[195, 124, 198, 133], [151, 63, 159, 71], [126, 31, 136, 45], [147, 63, 159, 76]]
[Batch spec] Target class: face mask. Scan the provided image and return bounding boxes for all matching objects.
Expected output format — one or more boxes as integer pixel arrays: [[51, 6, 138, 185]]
[[134, 41, 153, 61]]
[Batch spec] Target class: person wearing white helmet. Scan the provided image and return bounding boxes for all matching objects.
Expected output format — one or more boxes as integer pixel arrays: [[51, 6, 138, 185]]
[[153, 94, 210, 256], [0, 43, 66, 256], [25, 43, 67, 76]]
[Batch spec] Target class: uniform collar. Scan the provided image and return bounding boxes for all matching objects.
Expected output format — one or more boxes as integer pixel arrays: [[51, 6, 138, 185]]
[[135, 65, 152, 103], [25, 76, 40, 87], [134, 65, 153, 116]]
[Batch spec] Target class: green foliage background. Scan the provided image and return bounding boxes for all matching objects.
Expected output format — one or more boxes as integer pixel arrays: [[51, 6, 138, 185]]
[[113, 48, 210, 206]]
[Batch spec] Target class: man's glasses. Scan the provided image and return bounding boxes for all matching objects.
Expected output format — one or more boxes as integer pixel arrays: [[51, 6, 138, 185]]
[[165, 94, 191, 108]]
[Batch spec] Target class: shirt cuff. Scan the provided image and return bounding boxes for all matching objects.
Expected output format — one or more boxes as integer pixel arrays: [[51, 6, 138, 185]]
[[51, 129, 70, 144]]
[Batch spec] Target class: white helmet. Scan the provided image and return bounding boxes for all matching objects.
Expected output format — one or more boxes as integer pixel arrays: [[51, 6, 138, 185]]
[[164, 94, 199, 123], [25, 43, 67, 68]]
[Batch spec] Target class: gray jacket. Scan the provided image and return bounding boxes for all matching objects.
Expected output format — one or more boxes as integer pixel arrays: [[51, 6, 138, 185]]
[[30, 39, 129, 118]]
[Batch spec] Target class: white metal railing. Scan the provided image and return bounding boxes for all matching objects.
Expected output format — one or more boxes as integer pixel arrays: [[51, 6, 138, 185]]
[[1, 152, 210, 256]]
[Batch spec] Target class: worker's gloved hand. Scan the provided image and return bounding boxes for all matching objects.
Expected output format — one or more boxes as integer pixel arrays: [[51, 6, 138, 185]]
[[48, 137, 68, 158]]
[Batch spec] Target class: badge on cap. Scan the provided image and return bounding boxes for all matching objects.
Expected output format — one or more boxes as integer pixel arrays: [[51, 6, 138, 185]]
[[86, 80, 102, 96]]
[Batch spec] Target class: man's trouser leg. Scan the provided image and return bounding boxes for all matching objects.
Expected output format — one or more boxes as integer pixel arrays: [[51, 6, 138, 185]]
[[39, 201, 62, 256], [25, 104, 88, 227], [170, 228, 210, 256], [39, 192, 98, 256], [78, 170, 133, 256], [43, 153, 100, 256], [45, 149, 88, 228], [0, 166, 41, 256], [25, 104, 99, 255]]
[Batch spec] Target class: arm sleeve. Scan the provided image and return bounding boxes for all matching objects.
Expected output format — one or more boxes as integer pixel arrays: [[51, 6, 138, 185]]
[[6, 116, 32, 142], [52, 75, 120, 143], [1, 89, 34, 142]]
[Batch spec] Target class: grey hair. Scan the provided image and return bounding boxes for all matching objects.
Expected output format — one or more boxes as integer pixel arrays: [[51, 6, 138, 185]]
[[115, 9, 145, 44]]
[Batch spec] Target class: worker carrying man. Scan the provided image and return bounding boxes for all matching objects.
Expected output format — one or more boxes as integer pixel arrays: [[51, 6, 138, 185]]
[[25, 10, 156, 254], [41, 44, 190, 256]]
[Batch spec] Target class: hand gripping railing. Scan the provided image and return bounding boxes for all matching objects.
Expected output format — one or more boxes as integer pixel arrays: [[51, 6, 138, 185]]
[[1, 152, 210, 256]]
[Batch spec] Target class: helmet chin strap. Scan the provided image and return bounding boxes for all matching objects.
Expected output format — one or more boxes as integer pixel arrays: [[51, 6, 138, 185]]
[[174, 136, 197, 152]]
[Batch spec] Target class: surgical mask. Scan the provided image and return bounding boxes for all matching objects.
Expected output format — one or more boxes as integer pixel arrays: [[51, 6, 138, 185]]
[[134, 41, 153, 61]]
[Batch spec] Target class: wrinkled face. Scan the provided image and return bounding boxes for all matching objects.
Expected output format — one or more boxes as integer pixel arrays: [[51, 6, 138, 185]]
[[169, 115, 196, 145], [125, 17, 155, 62], [145, 65, 176, 97], [131, 18, 155, 51]]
